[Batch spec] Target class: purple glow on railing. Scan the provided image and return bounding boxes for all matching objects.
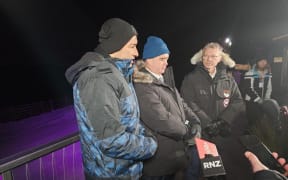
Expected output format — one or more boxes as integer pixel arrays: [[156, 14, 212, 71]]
[[0, 105, 85, 179], [11, 142, 84, 180], [0, 105, 78, 159]]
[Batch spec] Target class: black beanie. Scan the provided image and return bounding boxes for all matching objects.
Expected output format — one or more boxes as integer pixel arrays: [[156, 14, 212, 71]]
[[98, 18, 137, 54]]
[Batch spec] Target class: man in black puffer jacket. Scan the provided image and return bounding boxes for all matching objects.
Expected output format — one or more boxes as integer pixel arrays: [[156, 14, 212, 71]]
[[180, 42, 251, 180]]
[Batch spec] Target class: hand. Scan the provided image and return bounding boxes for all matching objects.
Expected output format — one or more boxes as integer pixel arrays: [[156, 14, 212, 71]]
[[281, 106, 288, 120], [190, 124, 201, 138], [245, 151, 288, 177], [203, 121, 220, 138], [256, 98, 264, 104], [204, 119, 231, 138], [272, 152, 288, 177], [245, 151, 269, 173], [183, 122, 201, 140], [218, 120, 231, 137]]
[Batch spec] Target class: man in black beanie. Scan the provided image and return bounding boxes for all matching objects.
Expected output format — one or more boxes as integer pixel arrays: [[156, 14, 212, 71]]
[[65, 18, 157, 180], [95, 18, 138, 55]]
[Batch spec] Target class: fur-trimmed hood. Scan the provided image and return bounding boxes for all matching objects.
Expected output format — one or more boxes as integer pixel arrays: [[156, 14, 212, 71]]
[[133, 60, 154, 83], [190, 49, 236, 68]]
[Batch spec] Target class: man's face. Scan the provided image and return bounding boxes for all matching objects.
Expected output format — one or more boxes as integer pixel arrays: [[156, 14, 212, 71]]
[[202, 47, 222, 71], [111, 35, 139, 60], [145, 54, 169, 75]]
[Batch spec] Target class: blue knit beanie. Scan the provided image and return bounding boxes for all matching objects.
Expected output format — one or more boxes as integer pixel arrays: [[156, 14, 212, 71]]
[[142, 36, 170, 60]]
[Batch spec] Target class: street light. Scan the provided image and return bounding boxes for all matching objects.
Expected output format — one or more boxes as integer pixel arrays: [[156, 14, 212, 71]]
[[225, 37, 232, 47]]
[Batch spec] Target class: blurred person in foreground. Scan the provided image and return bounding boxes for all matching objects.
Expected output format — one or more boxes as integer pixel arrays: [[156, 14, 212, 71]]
[[245, 151, 288, 180]]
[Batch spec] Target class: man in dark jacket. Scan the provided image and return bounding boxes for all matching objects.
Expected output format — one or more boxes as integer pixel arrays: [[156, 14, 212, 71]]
[[133, 36, 201, 180], [180, 42, 251, 179], [65, 18, 157, 180], [181, 42, 243, 136]]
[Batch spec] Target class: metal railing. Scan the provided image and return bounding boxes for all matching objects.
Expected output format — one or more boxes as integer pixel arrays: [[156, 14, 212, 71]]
[[0, 96, 73, 122], [0, 132, 80, 180]]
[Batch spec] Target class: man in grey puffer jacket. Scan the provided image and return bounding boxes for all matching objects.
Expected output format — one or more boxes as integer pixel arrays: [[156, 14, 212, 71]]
[[65, 18, 157, 180]]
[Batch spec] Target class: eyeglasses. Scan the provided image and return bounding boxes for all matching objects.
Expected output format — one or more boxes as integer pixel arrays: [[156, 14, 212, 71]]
[[202, 55, 220, 60]]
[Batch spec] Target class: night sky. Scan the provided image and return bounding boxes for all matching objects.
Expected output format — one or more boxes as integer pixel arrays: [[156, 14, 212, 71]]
[[1, 0, 288, 107]]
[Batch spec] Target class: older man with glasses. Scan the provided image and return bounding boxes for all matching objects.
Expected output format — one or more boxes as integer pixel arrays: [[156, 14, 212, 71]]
[[180, 42, 251, 180]]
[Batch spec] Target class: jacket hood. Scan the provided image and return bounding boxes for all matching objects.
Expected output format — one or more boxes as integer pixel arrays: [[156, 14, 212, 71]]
[[251, 64, 270, 74], [133, 60, 154, 83], [190, 49, 236, 68], [65, 52, 106, 85]]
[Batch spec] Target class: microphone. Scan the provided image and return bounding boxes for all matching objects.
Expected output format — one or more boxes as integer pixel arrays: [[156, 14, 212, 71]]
[[195, 138, 226, 179]]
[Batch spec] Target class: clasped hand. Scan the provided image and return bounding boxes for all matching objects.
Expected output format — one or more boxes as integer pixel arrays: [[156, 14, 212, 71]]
[[204, 119, 231, 138]]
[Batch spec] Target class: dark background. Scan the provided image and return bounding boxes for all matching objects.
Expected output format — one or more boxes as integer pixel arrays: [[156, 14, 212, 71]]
[[1, 0, 288, 108]]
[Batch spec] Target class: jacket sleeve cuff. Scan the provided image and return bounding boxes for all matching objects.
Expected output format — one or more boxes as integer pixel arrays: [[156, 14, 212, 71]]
[[254, 97, 261, 103], [254, 170, 287, 180]]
